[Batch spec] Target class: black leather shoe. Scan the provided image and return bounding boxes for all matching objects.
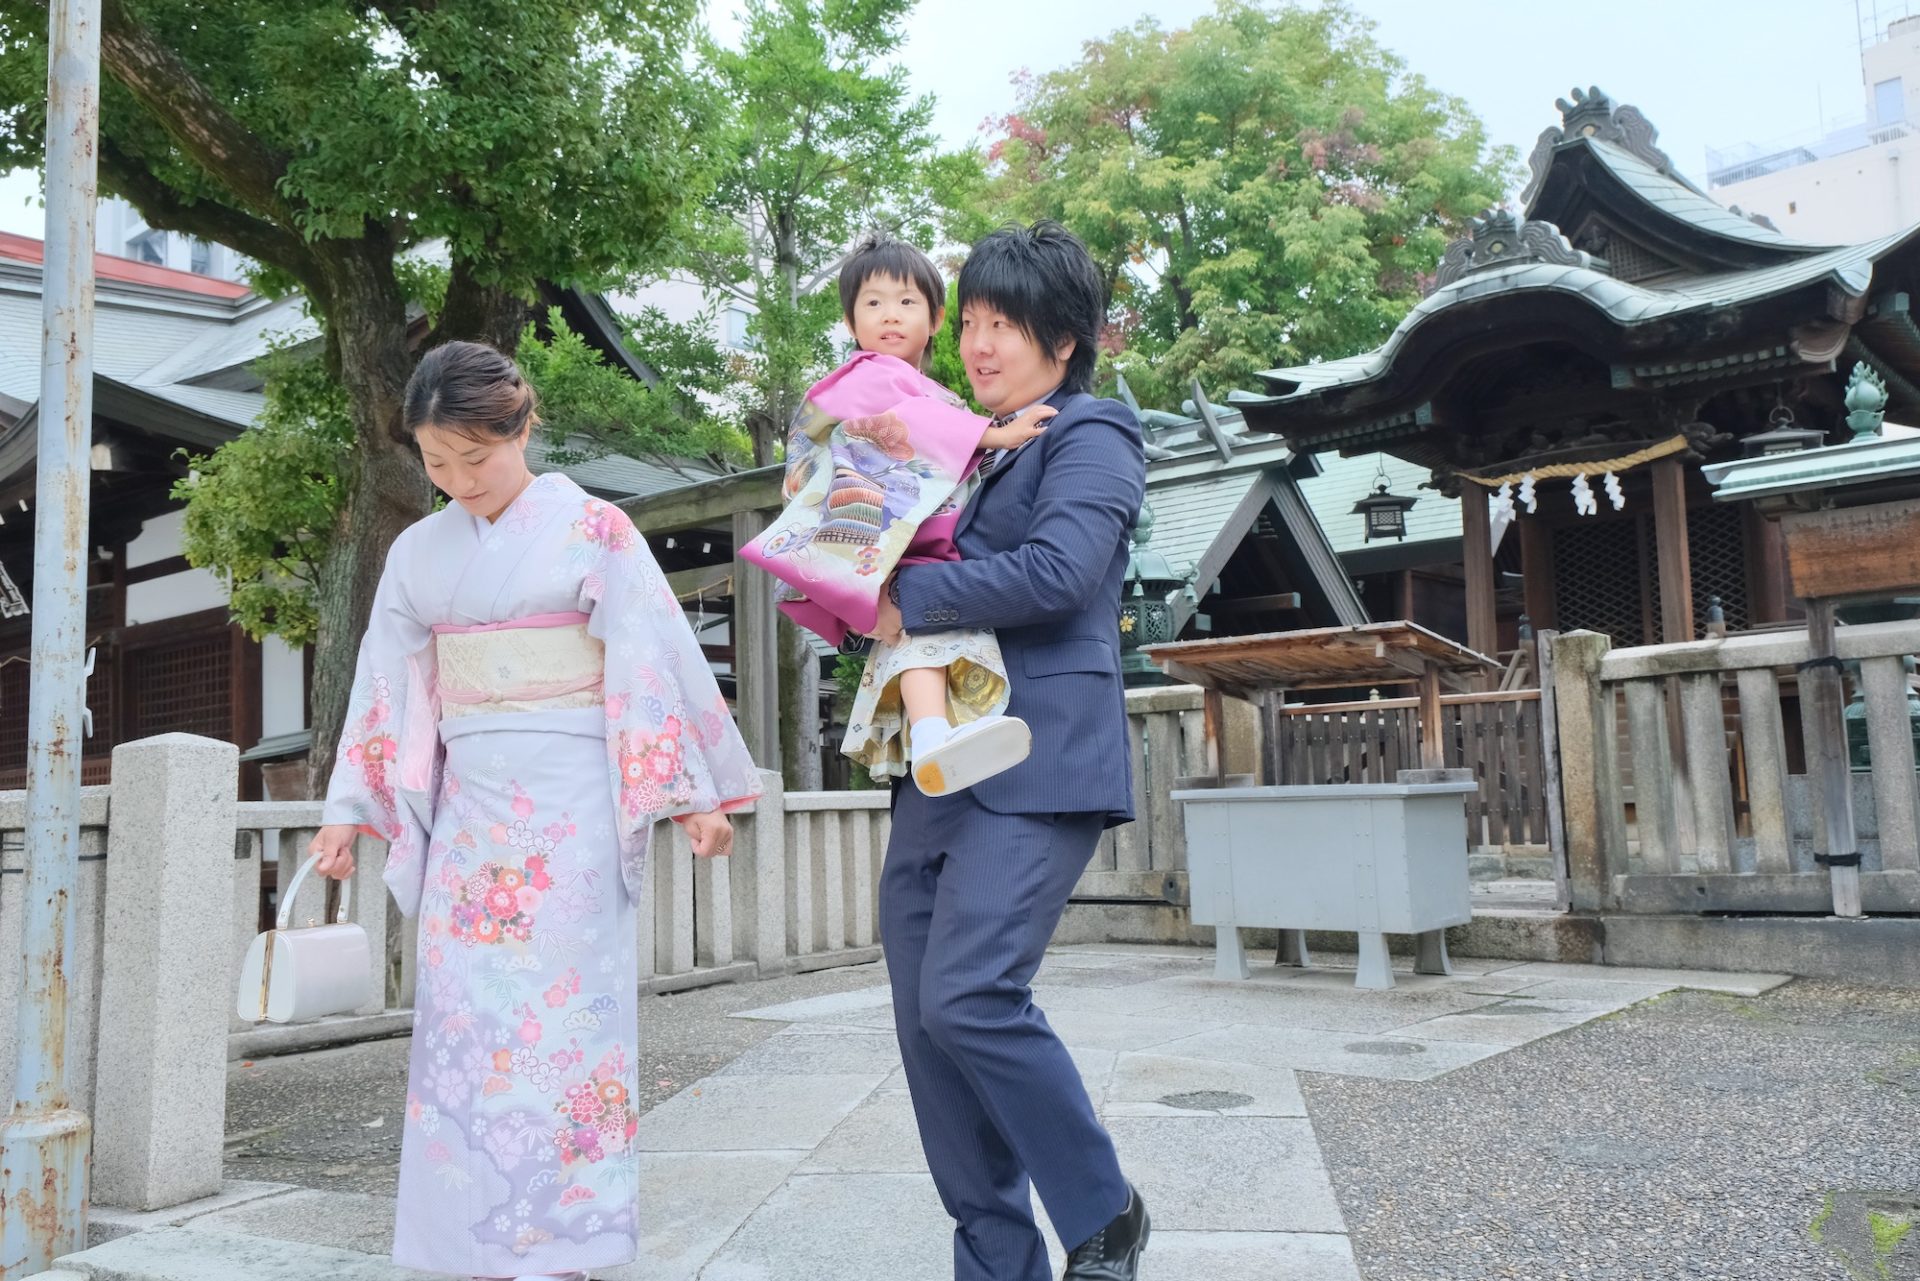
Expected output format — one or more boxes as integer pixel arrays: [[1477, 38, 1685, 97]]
[[1062, 1184, 1149, 1280]]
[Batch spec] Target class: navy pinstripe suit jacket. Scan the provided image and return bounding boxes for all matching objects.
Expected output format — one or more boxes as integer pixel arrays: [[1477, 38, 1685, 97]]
[[894, 386, 1147, 826]]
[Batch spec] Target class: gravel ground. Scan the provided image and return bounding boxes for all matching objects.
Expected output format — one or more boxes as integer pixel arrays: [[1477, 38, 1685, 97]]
[[1303, 980, 1920, 1281], [224, 960, 891, 1195]]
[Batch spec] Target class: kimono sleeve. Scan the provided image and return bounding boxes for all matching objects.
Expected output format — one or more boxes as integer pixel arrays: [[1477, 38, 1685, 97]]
[[319, 526, 440, 917], [574, 498, 763, 883]]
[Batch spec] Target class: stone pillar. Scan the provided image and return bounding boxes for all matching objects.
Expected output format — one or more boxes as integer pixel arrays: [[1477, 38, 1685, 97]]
[[92, 733, 239, 1211], [731, 510, 781, 775], [731, 770, 787, 975]]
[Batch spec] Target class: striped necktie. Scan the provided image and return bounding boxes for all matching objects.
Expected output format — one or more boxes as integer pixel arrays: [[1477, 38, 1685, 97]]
[[976, 413, 1017, 480]]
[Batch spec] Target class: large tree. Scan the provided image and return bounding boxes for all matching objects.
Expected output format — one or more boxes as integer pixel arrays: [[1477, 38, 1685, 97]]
[[0, 0, 716, 788], [972, 0, 1517, 407]]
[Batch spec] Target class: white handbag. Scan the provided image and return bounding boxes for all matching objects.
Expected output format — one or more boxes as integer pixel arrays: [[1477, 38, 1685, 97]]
[[235, 853, 372, 1024]]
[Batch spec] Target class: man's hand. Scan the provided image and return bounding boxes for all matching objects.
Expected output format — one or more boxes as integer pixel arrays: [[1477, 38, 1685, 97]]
[[868, 579, 905, 645], [681, 811, 735, 859]]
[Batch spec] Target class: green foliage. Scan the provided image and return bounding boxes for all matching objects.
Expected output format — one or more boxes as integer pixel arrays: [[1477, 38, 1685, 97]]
[[831, 651, 880, 790], [518, 307, 750, 465], [170, 347, 353, 646], [925, 279, 979, 408], [678, 0, 945, 459], [176, 307, 744, 646], [964, 0, 1518, 407]]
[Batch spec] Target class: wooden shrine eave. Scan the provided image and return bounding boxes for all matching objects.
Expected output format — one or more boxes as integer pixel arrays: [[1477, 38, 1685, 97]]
[[1144, 621, 1497, 699]]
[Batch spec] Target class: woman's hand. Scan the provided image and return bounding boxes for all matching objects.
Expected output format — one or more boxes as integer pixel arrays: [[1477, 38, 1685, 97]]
[[309, 824, 359, 880], [682, 811, 735, 859]]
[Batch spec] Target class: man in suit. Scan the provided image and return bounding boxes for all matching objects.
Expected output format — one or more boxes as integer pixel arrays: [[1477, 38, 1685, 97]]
[[868, 221, 1150, 1281]]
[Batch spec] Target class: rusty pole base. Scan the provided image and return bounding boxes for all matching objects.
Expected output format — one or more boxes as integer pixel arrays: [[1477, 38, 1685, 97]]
[[0, 1107, 90, 1280]]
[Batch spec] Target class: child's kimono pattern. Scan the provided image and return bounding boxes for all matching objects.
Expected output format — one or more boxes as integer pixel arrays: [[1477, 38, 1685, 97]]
[[320, 472, 760, 1277], [740, 351, 1009, 777]]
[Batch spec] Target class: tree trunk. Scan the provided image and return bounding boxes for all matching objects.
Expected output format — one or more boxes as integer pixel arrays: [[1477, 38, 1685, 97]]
[[306, 239, 428, 793], [778, 617, 822, 790]]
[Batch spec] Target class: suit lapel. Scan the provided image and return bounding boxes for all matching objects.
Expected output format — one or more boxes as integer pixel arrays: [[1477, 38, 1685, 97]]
[[960, 388, 1079, 538]]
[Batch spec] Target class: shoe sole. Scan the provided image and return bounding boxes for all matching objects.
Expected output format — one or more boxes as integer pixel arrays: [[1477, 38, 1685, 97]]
[[912, 717, 1032, 796]]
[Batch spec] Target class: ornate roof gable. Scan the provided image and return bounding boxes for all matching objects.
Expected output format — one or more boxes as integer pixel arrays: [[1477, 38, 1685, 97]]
[[1433, 210, 1607, 289]]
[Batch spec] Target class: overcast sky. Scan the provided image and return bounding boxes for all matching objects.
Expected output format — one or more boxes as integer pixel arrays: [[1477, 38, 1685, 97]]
[[0, 0, 1882, 241]]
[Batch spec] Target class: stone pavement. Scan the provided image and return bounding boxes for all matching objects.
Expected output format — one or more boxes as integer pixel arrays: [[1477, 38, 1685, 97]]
[[38, 945, 1792, 1281]]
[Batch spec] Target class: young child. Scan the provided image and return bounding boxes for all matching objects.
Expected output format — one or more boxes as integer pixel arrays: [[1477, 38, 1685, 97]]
[[741, 234, 1054, 795]]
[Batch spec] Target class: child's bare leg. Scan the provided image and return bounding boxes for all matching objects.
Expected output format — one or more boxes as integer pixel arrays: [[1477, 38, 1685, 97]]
[[900, 666, 949, 727]]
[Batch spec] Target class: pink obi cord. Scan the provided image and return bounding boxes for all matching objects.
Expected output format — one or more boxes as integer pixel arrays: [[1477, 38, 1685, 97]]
[[431, 612, 603, 705]]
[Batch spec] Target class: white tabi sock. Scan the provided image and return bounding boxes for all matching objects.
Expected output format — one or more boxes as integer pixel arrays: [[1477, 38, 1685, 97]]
[[910, 717, 953, 761]]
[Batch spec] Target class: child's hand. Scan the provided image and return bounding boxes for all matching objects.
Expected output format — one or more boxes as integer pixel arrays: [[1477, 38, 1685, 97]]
[[980, 405, 1056, 451]]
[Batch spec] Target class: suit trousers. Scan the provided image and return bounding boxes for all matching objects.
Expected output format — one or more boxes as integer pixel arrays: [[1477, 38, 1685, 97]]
[[880, 784, 1131, 1281]]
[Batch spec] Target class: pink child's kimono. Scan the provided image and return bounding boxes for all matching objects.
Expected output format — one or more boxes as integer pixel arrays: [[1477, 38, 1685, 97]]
[[320, 472, 761, 1277], [740, 351, 1012, 775]]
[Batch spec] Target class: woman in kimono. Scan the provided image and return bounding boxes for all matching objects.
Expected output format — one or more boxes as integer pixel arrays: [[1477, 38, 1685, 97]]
[[307, 341, 761, 1281]]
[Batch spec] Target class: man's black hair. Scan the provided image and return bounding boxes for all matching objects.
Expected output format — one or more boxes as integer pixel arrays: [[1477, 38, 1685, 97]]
[[956, 220, 1106, 395], [838, 232, 946, 322]]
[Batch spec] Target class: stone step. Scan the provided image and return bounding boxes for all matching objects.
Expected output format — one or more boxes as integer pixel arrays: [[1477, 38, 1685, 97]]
[[31, 1228, 434, 1281]]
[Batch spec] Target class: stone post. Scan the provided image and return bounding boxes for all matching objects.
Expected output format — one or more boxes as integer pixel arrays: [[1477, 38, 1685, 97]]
[[732, 770, 788, 975], [92, 733, 239, 1211], [1549, 632, 1621, 913]]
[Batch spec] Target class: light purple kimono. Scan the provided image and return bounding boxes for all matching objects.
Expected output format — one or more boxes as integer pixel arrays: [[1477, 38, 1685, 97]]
[[321, 470, 760, 1276]]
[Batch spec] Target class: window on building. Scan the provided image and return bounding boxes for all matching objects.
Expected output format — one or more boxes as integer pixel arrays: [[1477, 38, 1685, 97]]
[[1877, 77, 1906, 126], [189, 238, 212, 275], [127, 229, 167, 266], [725, 306, 755, 350]]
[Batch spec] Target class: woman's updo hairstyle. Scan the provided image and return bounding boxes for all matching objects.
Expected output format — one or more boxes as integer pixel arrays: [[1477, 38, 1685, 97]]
[[404, 340, 541, 444]]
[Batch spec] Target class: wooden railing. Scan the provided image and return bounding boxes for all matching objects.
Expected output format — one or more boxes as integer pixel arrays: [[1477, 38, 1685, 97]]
[[1551, 622, 1920, 914]]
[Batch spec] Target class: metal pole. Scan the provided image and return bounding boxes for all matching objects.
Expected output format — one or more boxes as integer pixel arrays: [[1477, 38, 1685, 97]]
[[0, 0, 100, 1273]]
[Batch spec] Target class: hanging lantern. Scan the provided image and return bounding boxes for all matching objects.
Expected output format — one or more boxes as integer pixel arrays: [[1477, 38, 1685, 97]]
[[1745, 401, 1826, 456], [1351, 461, 1418, 542]]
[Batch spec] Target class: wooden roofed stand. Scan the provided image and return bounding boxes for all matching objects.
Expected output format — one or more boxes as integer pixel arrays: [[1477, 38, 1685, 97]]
[[1146, 623, 1497, 989]]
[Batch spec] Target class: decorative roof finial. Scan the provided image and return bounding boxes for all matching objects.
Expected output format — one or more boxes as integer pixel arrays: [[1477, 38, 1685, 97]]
[[1432, 208, 1609, 290], [1845, 361, 1890, 439], [1523, 85, 1676, 205]]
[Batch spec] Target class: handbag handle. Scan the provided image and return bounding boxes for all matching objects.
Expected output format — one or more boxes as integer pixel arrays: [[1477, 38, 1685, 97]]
[[276, 851, 353, 931]]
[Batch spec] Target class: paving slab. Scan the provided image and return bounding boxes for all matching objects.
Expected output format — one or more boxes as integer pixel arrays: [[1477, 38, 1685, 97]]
[[1133, 984, 1508, 1034], [878, 1044, 1115, 1104], [1495, 961, 1791, 996], [85, 1181, 299, 1245], [191, 1188, 398, 1256], [696, 1172, 961, 1281], [635, 1073, 883, 1152], [1501, 977, 1679, 1007], [798, 1089, 929, 1174], [711, 1026, 903, 1076], [601, 1150, 805, 1281], [1156, 1023, 1511, 1082], [1392, 999, 1614, 1047], [50, 1227, 438, 1281], [1107, 1116, 1346, 1233], [726, 985, 893, 1024], [1040, 1008, 1225, 1053], [1145, 1230, 1363, 1281], [1105, 1054, 1308, 1118]]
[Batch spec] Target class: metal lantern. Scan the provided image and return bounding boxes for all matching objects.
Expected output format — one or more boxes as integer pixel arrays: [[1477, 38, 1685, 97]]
[[1351, 462, 1418, 542], [1744, 402, 1826, 457], [1119, 504, 1197, 683]]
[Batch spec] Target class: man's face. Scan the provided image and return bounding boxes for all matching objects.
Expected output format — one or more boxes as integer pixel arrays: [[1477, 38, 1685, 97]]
[[959, 301, 1071, 415]]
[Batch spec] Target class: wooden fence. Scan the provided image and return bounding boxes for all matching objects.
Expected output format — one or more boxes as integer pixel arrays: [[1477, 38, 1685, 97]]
[[1272, 690, 1550, 849], [1551, 621, 1920, 914]]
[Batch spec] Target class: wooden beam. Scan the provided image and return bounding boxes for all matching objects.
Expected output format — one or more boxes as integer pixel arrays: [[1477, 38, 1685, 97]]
[[1650, 457, 1694, 643], [667, 561, 733, 601], [1205, 592, 1303, 614], [1517, 516, 1558, 631], [1744, 504, 1789, 625], [1458, 487, 1498, 684], [626, 466, 784, 536]]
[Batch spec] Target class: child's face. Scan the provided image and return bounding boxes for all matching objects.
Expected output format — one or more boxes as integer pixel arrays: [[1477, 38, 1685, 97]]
[[848, 273, 941, 364]]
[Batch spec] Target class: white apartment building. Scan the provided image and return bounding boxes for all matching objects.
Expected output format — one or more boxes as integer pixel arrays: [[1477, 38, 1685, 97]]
[[1709, 12, 1920, 243]]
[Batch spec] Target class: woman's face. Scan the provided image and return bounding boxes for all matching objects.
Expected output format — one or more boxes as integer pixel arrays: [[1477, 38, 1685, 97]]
[[417, 422, 532, 522], [958, 302, 1071, 415]]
